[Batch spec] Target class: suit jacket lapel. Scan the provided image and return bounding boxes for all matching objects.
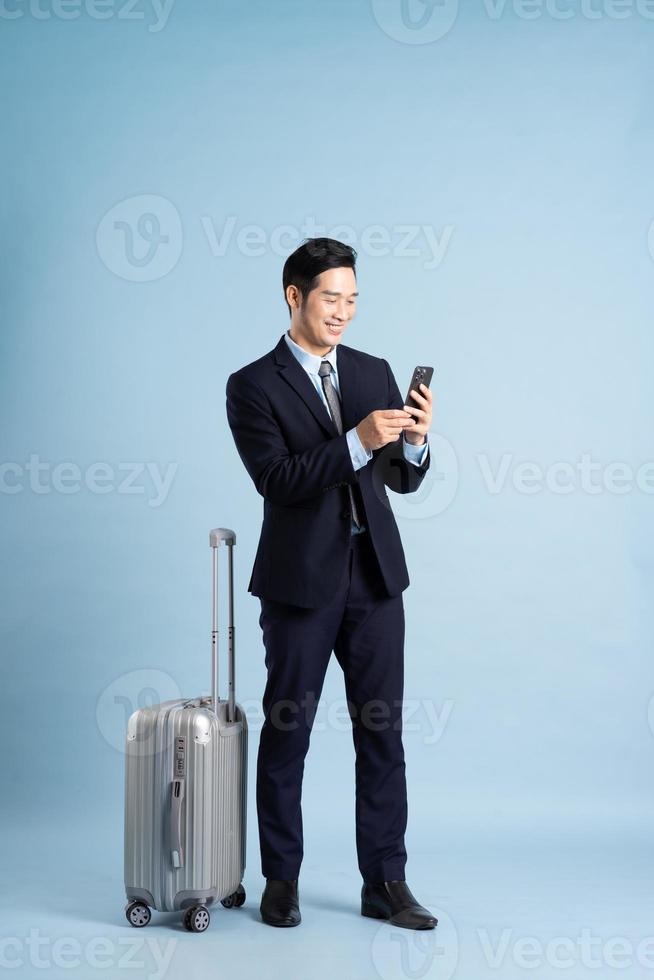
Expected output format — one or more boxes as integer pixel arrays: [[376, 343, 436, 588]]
[[274, 334, 338, 437], [273, 334, 360, 438]]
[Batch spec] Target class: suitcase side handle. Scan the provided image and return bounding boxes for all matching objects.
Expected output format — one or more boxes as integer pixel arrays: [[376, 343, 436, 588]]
[[170, 778, 185, 869], [209, 528, 236, 723]]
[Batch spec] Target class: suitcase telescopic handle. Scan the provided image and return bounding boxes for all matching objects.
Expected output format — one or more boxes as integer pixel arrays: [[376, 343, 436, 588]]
[[209, 527, 236, 723], [210, 528, 236, 547]]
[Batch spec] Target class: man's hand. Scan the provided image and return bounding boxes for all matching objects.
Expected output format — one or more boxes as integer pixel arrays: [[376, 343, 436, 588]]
[[356, 409, 417, 452], [402, 382, 432, 446]]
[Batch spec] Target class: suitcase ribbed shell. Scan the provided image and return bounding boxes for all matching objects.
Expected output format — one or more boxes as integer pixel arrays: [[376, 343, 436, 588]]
[[124, 696, 247, 911]]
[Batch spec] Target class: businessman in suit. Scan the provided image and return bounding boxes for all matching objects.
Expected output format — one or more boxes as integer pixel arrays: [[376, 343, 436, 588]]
[[226, 237, 437, 930]]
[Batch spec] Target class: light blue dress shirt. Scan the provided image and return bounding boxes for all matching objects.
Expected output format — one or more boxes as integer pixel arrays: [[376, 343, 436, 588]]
[[283, 330, 429, 532]]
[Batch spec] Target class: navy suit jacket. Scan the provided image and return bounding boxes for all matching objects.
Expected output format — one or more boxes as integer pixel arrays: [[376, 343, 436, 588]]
[[226, 333, 430, 608]]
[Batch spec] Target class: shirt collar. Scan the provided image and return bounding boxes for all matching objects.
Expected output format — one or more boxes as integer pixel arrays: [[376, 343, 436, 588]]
[[284, 328, 338, 376]]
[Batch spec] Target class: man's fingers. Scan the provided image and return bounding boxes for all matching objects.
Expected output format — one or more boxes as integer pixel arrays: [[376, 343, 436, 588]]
[[381, 423, 415, 437], [409, 385, 432, 404], [403, 405, 426, 419], [379, 409, 412, 419]]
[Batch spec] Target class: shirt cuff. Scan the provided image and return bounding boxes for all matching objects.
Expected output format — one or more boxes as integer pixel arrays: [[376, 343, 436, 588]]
[[346, 426, 373, 471], [402, 431, 429, 467]]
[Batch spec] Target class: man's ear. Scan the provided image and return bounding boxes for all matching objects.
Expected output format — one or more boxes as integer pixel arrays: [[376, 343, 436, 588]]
[[286, 284, 301, 311]]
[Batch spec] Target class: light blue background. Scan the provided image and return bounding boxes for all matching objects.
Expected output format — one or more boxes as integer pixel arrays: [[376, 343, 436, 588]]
[[2, 2, 653, 978]]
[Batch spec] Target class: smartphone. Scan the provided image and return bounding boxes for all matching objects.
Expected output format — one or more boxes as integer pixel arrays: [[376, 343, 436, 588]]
[[404, 365, 434, 410]]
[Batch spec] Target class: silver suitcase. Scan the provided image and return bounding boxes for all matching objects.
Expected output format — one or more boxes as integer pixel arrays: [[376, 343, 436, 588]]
[[124, 528, 248, 933]]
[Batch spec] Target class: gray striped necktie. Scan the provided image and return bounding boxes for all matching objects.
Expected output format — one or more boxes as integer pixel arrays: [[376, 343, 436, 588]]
[[318, 360, 362, 528]]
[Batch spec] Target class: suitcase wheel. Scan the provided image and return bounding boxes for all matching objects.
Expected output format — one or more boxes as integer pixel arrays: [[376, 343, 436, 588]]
[[221, 884, 246, 909], [125, 901, 151, 928], [183, 905, 211, 933]]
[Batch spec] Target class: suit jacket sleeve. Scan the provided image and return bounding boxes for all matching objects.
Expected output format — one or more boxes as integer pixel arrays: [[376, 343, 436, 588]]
[[226, 371, 357, 506], [374, 358, 431, 494]]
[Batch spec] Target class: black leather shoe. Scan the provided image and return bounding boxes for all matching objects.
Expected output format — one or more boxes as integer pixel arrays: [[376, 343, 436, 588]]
[[260, 878, 301, 927], [361, 880, 437, 930]]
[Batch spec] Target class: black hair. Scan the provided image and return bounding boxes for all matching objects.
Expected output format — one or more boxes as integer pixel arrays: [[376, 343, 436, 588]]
[[282, 237, 357, 317]]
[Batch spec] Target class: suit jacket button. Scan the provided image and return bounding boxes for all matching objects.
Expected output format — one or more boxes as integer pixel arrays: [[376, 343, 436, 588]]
[[341, 510, 350, 520]]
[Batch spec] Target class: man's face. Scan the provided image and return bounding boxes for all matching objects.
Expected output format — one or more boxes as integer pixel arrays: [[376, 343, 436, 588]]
[[290, 266, 358, 355]]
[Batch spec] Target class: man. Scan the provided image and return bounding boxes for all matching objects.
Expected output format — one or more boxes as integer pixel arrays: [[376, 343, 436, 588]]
[[225, 237, 437, 930]]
